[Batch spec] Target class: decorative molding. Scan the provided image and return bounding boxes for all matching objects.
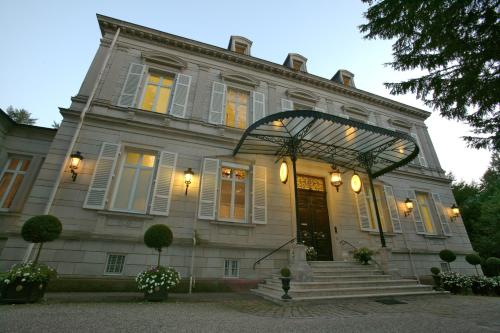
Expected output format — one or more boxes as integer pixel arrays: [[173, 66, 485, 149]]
[[287, 88, 318, 103], [142, 51, 187, 69], [221, 71, 259, 87], [97, 14, 431, 120], [389, 118, 412, 129], [342, 104, 369, 117]]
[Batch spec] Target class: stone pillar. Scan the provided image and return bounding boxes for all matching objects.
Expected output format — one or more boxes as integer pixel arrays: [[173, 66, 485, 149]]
[[289, 244, 313, 282]]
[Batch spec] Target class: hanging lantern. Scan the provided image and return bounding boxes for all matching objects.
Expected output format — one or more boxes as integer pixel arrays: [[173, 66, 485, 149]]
[[329, 166, 343, 192], [279, 160, 288, 184], [350, 173, 362, 194]]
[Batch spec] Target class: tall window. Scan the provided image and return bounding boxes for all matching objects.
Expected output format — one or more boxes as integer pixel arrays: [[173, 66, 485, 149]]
[[225, 88, 249, 129], [416, 192, 436, 234], [365, 185, 390, 232], [141, 72, 174, 114], [112, 151, 156, 213], [219, 165, 247, 222], [0, 157, 30, 210]]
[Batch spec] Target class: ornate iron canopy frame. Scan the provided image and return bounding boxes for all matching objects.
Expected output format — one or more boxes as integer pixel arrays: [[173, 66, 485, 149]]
[[233, 110, 419, 248]]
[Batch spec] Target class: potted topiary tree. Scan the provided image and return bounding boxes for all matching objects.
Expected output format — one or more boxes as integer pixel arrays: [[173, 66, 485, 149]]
[[484, 257, 500, 277], [465, 253, 482, 276], [279, 267, 292, 300], [1, 215, 62, 303], [439, 249, 456, 271], [136, 224, 180, 301], [353, 247, 374, 265], [430, 267, 441, 290]]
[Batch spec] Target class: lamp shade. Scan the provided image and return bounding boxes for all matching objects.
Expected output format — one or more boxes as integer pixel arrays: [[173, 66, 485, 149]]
[[279, 160, 288, 184], [350, 173, 362, 194]]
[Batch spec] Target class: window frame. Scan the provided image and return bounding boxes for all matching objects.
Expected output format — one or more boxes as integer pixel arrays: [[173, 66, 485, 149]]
[[415, 191, 438, 235], [363, 184, 391, 233], [110, 148, 158, 215], [104, 253, 126, 275], [224, 86, 251, 129], [0, 156, 31, 211], [138, 68, 177, 114], [217, 162, 250, 223], [223, 259, 240, 278]]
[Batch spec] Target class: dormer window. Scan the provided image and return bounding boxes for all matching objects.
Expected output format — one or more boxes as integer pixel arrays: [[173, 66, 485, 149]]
[[228, 36, 252, 56], [342, 75, 351, 87], [332, 70, 356, 88], [284, 53, 307, 72]]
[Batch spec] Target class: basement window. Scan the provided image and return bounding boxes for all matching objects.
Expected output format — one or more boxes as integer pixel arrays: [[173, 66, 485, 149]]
[[224, 259, 240, 278], [105, 254, 126, 275]]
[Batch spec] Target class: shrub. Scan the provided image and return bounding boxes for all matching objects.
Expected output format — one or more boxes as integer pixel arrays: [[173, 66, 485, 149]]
[[136, 266, 181, 294], [491, 276, 500, 296], [280, 267, 291, 278], [2, 262, 56, 286], [353, 247, 374, 265], [439, 249, 457, 264], [470, 275, 493, 295], [430, 267, 440, 275], [466, 253, 482, 275], [21, 215, 62, 263], [484, 257, 500, 276], [144, 224, 173, 267], [439, 272, 471, 294]]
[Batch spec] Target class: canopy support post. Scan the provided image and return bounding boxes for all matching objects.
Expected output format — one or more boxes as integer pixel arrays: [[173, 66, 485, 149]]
[[367, 169, 386, 248], [291, 154, 302, 244]]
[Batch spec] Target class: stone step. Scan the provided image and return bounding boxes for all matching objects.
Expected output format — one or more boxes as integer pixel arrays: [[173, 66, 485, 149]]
[[251, 288, 443, 303], [313, 274, 392, 282], [257, 284, 432, 298], [312, 269, 384, 276], [264, 279, 418, 290], [308, 261, 363, 267]]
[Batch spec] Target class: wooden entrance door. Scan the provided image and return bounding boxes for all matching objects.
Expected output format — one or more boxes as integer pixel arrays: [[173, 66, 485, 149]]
[[297, 175, 333, 261]]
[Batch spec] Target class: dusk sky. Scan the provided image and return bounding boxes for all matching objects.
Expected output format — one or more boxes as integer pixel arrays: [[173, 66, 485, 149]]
[[0, 1, 492, 182]]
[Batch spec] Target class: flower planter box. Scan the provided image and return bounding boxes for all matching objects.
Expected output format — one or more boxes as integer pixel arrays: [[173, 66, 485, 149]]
[[144, 287, 168, 302], [1, 280, 47, 304]]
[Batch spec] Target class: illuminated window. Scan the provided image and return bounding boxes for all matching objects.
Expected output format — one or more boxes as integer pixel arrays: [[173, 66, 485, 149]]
[[113, 151, 156, 214], [292, 60, 303, 71], [219, 165, 247, 222], [364, 184, 391, 232], [416, 192, 436, 234], [234, 42, 247, 55], [225, 88, 249, 129], [342, 75, 351, 87], [140, 72, 174, 114], [0, 157, 30, 210]]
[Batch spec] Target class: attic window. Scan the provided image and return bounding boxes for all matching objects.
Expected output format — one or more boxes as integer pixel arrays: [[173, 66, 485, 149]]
[[234, 42, 247, 55], [292, 60, 303, 71], [342, 75, 351, 87]]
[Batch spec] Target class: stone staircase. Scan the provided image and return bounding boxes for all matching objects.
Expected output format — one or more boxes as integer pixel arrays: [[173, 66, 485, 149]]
[[252, 261, 437, 302]]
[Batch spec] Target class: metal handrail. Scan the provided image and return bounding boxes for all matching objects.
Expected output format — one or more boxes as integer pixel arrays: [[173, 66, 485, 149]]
[[253, 237, 296, 270]]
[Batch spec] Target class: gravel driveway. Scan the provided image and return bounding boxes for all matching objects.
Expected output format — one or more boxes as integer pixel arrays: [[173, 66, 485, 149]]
[[1, 293, 499, 332]]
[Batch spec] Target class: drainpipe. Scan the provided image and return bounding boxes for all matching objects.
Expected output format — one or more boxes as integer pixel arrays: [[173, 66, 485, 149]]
[[188, 158, 204, 294], [23, 28, 121, 262]]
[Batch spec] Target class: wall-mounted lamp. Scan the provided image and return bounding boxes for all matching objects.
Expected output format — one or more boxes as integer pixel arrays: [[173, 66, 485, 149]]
[[69, 151, 84, 181], [279, 160, 288, 184], [450, 204, 460, 221], [184, 168, 194, 196], [404, 198, 414, 217], [329, 166, 343, 192], [350, 173, 362, 194]]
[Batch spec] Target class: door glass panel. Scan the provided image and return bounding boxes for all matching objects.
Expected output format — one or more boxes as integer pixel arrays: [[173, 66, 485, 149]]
[[0, 173, 13, 198], [2, 174, 24, 208], [114, 167, 135, 210], [234, 182, 245, 220], [132, 169, 152, 212], [141, 85, 157, 111], [142, 154, 156, 168], [219, 180, 232, 219], [156, 87, 171, 114], [7, 159, 19, 170], [126, 152, 140, 165]]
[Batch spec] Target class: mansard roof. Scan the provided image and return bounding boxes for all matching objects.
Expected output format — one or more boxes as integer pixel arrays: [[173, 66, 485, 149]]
[[97, 14, 431, 120]]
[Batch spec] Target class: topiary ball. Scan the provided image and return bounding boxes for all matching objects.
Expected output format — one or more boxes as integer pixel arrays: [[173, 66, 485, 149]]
[[280, 267, 291, 277], [485, 257, 500, 276], [144, 224, 173, 251], [439, 249, 456, 263], [430, 267, 440, 275], [465, 253, 482, 266], [21, 215, 62, 243]]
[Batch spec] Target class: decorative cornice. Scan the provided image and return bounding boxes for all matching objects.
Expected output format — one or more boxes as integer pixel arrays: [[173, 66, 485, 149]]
[[342, 104, 369, 117], [221, 71, 259, 87], [142, 51, 187, 69], [96, 14, 432, 120], [287, 88, 318, 103]]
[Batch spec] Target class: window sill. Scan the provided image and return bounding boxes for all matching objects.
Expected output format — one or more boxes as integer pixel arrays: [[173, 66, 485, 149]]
[[0, 211, 21, 217], [210, 221, 256, 228], [423, 234, 448, 239], [97, 210, 154, 220], [368, 231, 398, 237]]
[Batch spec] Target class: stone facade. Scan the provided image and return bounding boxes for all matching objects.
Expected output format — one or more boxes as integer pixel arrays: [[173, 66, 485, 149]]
[[0, 15, 476, 282]]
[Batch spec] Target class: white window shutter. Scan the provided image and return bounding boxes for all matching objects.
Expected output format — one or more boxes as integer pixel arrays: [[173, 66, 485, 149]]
[[355, 185, 371, 231], [118, 63, 145, 107], [411, 132, 428, 167], [431, 193, 452, 236], [198, 158, 220, 219], [150, 151, 177, 216], [252, 165, 267, 224], [408, 190, 425, 234], [209, 82, 226, 124], [84, 143, 121, 209], [252, 91, 266, 123], [314, 107, 325, 112], [384, 185, 402, 233], [281, 99, 294, 112], [170, 74, 191, 118]]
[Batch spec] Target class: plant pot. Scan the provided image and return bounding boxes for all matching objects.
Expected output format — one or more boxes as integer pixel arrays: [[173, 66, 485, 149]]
[[0, 280, 47, 304], [432, 275, 442, 290], [144, 287, 168, 302], [280, 277, 292, 300]]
